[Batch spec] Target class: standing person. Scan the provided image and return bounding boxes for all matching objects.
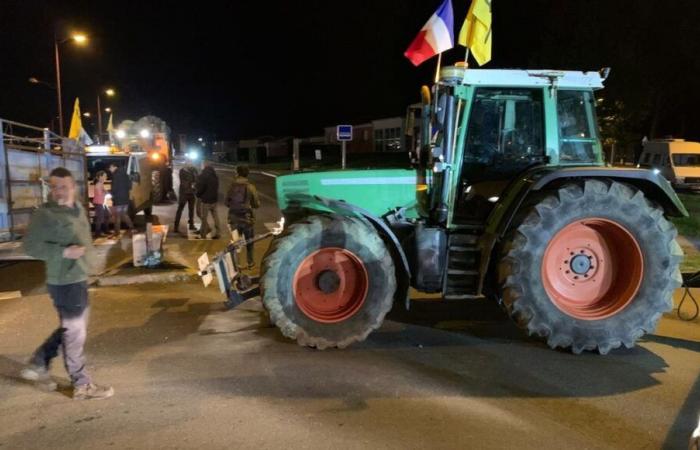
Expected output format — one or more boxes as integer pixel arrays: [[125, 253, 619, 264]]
[[92, 170, 110, 238], [21, 167, 114, 400], [108, 162, 133, 237], [195, 161, 222, 239], [174, 162, 198, 235], [225, 165, 260, 269]]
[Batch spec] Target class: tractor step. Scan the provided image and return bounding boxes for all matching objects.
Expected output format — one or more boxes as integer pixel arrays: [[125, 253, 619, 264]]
[[447, 269, 478, 276], [443, 293, 484, 300], [443, 228, 483, 298]]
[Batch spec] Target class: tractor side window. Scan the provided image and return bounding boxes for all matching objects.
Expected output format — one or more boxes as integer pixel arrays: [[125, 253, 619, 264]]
[[557, 90, 598, 163], [465, 88, 545, 168]]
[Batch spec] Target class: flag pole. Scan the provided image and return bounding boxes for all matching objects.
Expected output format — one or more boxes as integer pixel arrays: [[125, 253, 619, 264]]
[[434, 52, 443, 83], [464, 48, 470, 67]]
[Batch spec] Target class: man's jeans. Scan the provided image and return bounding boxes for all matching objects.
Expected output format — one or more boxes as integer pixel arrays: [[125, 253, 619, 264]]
[[199, 202, 222, 238], [231, 223, 255, 266], [112, 204, 133, 233], [30, 282, 91, 387], [174, 194, 196, 231]]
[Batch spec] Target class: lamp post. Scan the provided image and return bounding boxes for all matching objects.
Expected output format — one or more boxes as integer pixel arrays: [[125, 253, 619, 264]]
[[96, 88, 115, 143], [54, 33, 88, 136]]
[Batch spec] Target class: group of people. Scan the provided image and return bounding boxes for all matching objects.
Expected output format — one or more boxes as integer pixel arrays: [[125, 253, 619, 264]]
[[20, 161, 261, 400], [174, 161, 260, 268], [92, 162, 135, 238]]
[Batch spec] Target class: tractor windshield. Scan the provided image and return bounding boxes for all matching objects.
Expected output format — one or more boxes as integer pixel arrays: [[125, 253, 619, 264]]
[[463, 88, 545, 177]]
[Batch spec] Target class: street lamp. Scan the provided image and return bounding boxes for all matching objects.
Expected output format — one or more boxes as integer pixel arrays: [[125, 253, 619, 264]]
[[104, 107, 112, 113], [97, 87, 115, 143], [54, 32, 88, 136]]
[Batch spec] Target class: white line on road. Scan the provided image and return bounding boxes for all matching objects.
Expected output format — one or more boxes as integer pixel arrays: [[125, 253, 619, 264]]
[[0, 291, 22, 300]]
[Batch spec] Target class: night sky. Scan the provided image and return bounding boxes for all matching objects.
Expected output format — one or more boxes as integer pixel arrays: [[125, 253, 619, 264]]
[[2, 1, 700, 144]]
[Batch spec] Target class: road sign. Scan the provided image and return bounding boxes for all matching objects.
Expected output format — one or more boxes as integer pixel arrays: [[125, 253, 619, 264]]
[[336, 125, 353, 141]]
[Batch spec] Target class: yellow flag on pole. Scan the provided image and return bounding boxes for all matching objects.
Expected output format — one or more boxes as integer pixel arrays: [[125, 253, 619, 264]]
[[68, 98, 83, 140], [458, 0, 492, 66], [106, 113, 114, 133]]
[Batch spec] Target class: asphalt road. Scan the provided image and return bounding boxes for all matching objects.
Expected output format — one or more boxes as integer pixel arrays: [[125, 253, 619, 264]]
[[0, 164, 699, 449]]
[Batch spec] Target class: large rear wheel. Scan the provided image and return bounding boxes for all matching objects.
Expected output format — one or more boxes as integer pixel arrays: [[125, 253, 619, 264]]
[[498, 180, 683, 354], [261, 215, 396, 349]]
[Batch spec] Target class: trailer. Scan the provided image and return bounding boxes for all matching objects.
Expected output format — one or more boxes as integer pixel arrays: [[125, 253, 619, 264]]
[[0, 118, 87, 246]]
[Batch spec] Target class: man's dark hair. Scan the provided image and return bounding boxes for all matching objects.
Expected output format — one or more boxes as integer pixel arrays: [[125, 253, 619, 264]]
[[49, 167, 73, 179], [237, 165, 250, 177], [108, 162, 119, 169]]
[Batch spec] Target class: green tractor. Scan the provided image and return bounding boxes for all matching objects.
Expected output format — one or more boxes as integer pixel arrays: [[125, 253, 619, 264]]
[[260, 67, 687, 354]]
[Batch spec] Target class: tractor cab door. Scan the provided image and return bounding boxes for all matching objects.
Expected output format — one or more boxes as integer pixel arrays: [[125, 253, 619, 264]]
[[454, 87, 546, 223]]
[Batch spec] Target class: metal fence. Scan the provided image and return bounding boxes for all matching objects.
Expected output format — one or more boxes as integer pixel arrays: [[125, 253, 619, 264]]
[[0, 118, 87, 242]]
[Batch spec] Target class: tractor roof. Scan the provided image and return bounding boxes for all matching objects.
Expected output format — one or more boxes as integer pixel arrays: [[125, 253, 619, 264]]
[[440, 67, 606, 90]]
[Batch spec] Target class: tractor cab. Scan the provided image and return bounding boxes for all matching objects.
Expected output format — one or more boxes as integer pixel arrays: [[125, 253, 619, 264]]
[[420, 67, 605, 227]]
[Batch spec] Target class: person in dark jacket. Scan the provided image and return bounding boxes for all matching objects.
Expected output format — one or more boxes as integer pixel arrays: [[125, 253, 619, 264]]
[[21, 167, 114, 400], [195, 161, 221, 239], [108, 162, 133, 237], [174, 162, 198, 234]]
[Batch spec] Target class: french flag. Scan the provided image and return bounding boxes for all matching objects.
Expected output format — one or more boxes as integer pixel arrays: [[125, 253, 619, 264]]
[[404, 0, 455, 67]]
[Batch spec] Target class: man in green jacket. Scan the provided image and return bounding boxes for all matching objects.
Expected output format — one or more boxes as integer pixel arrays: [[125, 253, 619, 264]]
[[21, 167, 114, 400], [225, 165, 261, 269]]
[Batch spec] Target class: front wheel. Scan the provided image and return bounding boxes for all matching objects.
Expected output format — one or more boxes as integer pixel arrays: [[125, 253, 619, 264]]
[[498, 180, 683, 354], [260, 215, 396, 349]]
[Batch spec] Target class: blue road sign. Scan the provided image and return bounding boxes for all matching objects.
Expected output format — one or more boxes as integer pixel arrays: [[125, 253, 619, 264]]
[[336, 125, 353, 141]]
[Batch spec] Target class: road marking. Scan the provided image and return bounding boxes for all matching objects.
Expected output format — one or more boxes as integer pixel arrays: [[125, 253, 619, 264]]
[[256, 171, 278, 179], [258, 191, 277, 203], [0, 291, 22, 300]]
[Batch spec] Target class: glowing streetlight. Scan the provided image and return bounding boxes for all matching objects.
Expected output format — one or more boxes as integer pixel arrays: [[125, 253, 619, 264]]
[[115, 129, 126, 139], [83, 112, 91, 118], [104, 107, 112, 113], [55, 32, 89, 135], [105, 88, 115, 97], [139, 129, 151, 139], [72, 34, 88, 45]]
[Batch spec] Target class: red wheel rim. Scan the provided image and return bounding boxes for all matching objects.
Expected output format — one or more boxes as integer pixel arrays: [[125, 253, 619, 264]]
[[541, 218, 644, 320], [293, 248, 369, 323]]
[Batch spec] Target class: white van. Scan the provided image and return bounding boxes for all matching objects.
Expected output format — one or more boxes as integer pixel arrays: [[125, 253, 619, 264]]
[[638, 139, 700, 191]]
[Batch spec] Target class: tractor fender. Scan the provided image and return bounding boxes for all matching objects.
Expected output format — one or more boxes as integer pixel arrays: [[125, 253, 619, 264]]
[[477, 166, 688, 296], [283, 194, 412, 307]]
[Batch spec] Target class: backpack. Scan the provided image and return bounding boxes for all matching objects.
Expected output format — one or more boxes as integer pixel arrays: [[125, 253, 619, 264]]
[[228, 182, 249, 214]]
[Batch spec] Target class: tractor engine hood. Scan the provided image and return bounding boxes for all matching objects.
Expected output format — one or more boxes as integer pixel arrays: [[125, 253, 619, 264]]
[[276, 169, 419, 218]]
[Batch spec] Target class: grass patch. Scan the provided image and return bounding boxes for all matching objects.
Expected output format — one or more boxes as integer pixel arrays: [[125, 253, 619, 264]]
[[672, 193, 700, 237]]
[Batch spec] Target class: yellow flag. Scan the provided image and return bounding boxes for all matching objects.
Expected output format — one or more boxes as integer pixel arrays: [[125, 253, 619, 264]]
[[106, 113, 114, 133], [68, 98, 83, 139], [458, 0, 492, 66]]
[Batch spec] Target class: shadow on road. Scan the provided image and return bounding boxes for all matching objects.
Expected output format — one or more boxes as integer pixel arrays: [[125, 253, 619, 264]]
[[141, 296, 671, 402]]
